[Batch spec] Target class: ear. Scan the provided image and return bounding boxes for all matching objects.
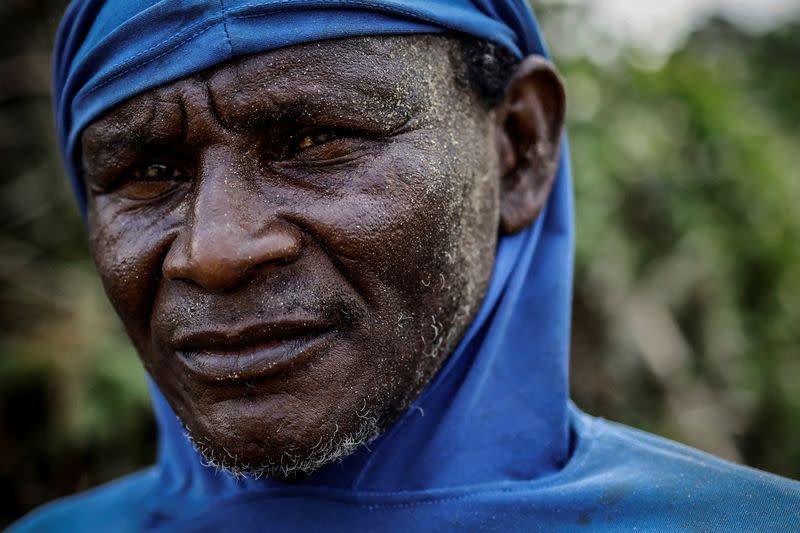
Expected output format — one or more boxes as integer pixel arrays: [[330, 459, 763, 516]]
[[495, 56, 565, 234]]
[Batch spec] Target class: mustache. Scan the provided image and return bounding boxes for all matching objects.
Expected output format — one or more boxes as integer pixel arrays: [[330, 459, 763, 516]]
[[150, 281, 362, 339]]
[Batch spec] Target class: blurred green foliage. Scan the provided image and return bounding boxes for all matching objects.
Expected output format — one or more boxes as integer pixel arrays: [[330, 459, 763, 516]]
[[555, 11, 800, 479], [1, 0, 798, 527]]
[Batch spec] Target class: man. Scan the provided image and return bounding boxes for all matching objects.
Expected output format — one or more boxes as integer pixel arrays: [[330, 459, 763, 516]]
[[11, 0, 799, 531]]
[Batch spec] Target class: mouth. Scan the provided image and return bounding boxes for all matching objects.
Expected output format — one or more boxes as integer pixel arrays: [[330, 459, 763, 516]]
[[172, 319, 335, 383]]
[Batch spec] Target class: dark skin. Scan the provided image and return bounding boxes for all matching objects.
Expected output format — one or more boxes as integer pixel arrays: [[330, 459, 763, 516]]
[[80, 35, 565, 478]]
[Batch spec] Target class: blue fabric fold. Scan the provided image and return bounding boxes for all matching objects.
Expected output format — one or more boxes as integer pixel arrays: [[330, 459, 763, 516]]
[[9, 0, 799, 530]]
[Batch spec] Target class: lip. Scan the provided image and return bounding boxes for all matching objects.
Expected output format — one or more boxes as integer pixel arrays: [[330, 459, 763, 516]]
[[172, 320, 335, 383]]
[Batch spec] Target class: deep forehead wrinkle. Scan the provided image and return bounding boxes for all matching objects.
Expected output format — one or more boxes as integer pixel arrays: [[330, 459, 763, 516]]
[[205, 36, 445, 131]]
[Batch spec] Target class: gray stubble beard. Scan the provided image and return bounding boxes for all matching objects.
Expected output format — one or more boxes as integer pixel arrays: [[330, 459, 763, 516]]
[[184, 409, 381, 481]]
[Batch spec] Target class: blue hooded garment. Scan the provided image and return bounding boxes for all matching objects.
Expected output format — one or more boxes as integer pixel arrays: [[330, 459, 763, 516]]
[[11, 1, 800, 531]]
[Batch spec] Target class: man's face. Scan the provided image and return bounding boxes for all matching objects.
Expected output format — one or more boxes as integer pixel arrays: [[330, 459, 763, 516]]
[[81, 36, 501, 478]]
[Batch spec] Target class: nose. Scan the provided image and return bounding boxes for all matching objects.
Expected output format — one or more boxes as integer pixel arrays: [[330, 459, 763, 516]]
[[163, 156, 302, 292]]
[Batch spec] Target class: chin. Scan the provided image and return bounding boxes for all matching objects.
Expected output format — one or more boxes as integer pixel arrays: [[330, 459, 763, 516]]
[[180, 393, 383, 480]]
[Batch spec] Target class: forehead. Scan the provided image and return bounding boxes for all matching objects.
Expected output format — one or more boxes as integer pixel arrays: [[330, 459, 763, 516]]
[[83, 35, 459, 140]]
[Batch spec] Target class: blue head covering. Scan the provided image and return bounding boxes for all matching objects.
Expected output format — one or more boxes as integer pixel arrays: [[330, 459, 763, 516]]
[[28, 1, 797, 531]]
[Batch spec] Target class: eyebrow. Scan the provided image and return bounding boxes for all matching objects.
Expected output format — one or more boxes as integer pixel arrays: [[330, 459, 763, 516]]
[[82, 97, 186, 149], [80, 96, 187, 184], [81, 42, 434, 176], [86, 70, 420, 147], [207, 70, 422, 135]]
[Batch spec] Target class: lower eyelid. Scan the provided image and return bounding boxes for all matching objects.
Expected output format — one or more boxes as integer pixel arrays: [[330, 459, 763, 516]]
[[280, 145, 372, 167], [118, 179, 190, 201]]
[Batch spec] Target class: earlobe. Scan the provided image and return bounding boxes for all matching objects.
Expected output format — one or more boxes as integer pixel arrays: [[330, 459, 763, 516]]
[[495, 56, 565, 235]]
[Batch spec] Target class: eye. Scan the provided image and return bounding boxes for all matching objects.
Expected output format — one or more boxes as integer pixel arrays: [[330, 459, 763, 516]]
[[278, 128, 373, 168], [294, 130, 340, 152], [117, 162, 190, 201], [130, 163, 187, 181]]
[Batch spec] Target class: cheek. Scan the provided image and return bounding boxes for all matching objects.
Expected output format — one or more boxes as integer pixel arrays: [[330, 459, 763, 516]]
[[296, 139, 469, 303], [284, 132, 495, 397], [88, 199, 182, 344]]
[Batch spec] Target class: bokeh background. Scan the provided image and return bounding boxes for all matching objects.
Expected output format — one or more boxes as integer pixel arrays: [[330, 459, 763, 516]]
[[2, 0, 799, 526]]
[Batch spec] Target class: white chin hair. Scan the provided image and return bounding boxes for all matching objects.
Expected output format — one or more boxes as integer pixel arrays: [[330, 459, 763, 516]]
[[183, 411, 381, 480]]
